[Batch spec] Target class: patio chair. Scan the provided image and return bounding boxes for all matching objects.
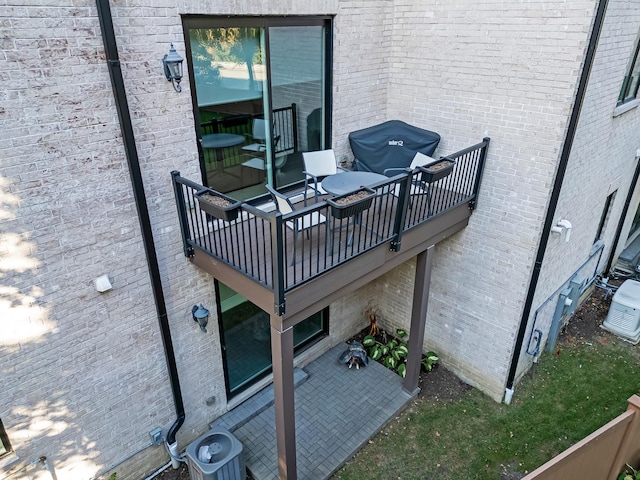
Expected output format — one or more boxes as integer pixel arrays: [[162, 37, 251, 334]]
[[302, 149, 347, 205], [242, 118, 267, 153], [392, 152, 438, 196], [266, 184, 328, 265]]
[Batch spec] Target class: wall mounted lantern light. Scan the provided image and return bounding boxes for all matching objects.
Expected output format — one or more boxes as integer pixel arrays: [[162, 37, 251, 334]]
[[163, 43, 184, 92], [192, 304, 210, 333]]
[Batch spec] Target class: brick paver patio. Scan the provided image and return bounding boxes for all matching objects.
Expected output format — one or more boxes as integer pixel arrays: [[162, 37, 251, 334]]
[[212, 342, 414, 479]]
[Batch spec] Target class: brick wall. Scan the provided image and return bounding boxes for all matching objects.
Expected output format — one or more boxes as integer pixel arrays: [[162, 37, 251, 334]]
[[0, 1, 224, 478], [513, 0, 640, 383], [362, 0, 597, 400], [4, 0, 639, 478], [332, 1, 394, 165]]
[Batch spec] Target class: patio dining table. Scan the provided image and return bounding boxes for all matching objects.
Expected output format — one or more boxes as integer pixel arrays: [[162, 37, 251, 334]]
[[322, 171, 387, 248], [201, 133, 246, 163]]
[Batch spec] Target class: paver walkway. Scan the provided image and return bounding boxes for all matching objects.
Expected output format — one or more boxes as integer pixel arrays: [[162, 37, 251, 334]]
[[215, 342, 414, 480]]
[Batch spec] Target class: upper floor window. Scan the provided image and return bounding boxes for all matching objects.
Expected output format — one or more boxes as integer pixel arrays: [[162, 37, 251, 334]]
[[618, 31, 640, 105]]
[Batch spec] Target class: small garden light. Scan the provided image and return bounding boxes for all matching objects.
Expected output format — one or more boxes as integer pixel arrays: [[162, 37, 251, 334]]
[[163, 43, 184, 92], [192, 304, 210, 333]]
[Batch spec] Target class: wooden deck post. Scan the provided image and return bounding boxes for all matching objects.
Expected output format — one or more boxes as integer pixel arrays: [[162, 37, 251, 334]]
[[403, 245, 435, 395], [271, 315, 297, 480]]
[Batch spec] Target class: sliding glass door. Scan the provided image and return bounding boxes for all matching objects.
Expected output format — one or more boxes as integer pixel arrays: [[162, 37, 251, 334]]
[[184, 16, 332, 200], [185, 16, 332, 397], [216, 282, 327, 397]]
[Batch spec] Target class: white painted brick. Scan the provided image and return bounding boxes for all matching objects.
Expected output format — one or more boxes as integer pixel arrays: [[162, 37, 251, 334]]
[[3, 0, 640, 477]]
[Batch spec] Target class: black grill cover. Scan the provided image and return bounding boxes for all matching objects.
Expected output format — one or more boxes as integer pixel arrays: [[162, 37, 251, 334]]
[[349, 120, 441, 176]]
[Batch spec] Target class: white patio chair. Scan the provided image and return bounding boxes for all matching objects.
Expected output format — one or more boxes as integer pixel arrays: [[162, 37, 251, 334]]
[[266, 185, 328, 265], [393, 151, 438, 197], [242, 118, 267, 152], [302, 149, 347, 204]]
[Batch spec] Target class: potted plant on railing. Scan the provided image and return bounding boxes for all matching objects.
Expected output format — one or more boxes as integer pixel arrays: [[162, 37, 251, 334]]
[[418, 157, 456, 183], [326, 187, 376, 219], [195, 188, 242, 222]]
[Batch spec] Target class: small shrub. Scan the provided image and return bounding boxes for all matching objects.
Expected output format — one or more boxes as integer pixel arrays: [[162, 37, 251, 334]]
[[422, 351, 439, 372], [363, 328, 438, 377]]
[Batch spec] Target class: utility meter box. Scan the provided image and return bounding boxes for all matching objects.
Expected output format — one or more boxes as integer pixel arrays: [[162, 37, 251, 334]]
[[185, 427, 246, 480], [602, 279, 640, 345]]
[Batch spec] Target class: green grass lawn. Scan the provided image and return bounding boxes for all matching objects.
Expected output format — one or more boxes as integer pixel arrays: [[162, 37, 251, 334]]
[[333, 336, 640, 480]]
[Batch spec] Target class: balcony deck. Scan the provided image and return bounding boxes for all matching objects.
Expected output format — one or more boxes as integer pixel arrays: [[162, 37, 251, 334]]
[[172, 138, 489, 322]]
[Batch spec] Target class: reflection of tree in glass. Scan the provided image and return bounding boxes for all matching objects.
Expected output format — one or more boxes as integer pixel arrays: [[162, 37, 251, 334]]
[[191, 28, 262, 87]]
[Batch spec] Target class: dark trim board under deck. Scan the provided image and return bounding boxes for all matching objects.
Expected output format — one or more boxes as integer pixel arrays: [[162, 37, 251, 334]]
[[191, 201, 473, 325]]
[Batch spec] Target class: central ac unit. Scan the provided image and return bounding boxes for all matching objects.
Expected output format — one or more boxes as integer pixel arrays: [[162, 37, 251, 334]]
[[601, 279, 640, 345]]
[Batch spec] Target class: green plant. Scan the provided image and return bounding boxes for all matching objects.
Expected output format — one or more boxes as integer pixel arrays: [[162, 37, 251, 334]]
[[422, 351, 439, 372], [363, 328, 438, 378], [363, 328, 409, 376], [618, 464, 640, 480]]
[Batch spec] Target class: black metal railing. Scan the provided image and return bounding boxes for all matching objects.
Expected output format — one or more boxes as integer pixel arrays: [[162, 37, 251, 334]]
[[171, 137, 489, 298]]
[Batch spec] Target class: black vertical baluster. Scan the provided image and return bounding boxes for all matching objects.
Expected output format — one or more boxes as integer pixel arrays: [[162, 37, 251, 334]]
[[244, 214, 252, 278], [239, 214, 248, 274], [261, 217, 269, 286], [458, 152, 468, 198], [373, 190, 383, 240], [323, 205, 329, 271], [337, 217, 344, 261], [249, 216, 257, 280], [216, 220, 225, 259], [289, 218, 296, 286], [462, 152, 471, 197], [434, 176, 444, 215], [229, 218, 237, 270], [301, 212, 307, 278]]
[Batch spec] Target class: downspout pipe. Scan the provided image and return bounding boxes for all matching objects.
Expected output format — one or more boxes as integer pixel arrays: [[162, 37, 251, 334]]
[[504, 0, 609, 402], [95, 0, 185, 446], [605, 154, 640, 273]]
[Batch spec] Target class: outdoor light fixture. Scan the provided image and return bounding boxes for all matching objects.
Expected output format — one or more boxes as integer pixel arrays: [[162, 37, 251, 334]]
[[192, 304, 210, 333], [163, 43, 184, 92]]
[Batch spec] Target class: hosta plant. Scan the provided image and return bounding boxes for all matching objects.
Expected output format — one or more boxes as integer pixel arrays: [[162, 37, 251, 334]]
[[363, 328, 439, 378]]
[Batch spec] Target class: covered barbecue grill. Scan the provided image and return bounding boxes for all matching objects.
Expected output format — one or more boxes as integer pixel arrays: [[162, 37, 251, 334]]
[[348, 120, 441, 176]]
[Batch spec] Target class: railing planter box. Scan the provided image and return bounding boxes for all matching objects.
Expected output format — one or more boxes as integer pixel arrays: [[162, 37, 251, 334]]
[[326, 187, 376, 219], [195, 189, 242, 222], [419, 158, 456, 183]]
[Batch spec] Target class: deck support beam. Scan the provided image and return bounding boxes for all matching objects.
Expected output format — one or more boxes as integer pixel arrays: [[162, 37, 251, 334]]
[[403, 244, 435, 395], [270, 316, 297, 480]]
